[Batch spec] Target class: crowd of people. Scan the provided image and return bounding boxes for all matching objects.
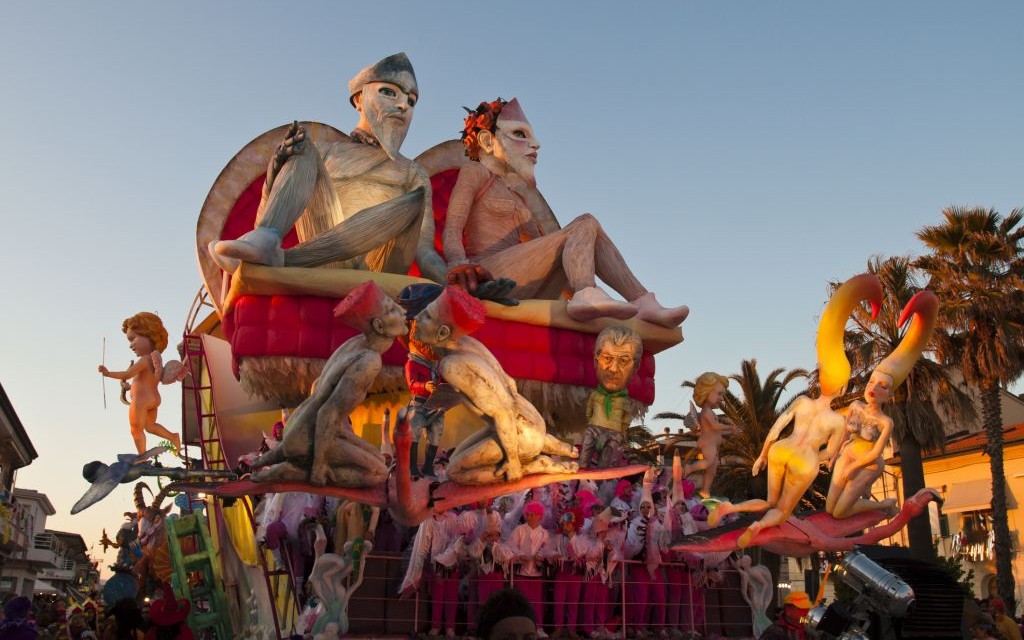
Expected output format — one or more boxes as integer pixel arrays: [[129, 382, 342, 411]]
[[0, 591, 192, 640], [394, 470, 724, 639]]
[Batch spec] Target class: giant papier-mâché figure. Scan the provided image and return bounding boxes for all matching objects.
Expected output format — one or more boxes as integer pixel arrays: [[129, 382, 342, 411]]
[[209, 53, 445, 281], [444, 98, 687, 327]]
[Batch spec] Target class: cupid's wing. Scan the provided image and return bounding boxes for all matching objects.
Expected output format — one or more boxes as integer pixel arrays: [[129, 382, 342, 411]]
[[684, 401, 700, 432], [71, 462, 129, 514], [160, 359, 187, 385]]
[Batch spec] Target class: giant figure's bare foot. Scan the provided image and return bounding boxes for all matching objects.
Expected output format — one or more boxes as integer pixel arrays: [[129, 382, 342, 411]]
[[737, 522, 763, 548], [212, 227, 285, 268], [522, 455, 579, 475], [566, 286, 638, 322], [708, 502, 732, 527], [631, 292, 689, 327]]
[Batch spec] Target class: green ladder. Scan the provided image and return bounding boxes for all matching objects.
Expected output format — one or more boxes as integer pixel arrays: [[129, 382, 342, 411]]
[[166, 513, 232, 639]]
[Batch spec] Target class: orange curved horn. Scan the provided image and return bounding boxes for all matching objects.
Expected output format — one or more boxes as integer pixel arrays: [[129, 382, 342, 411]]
[[817, 274, 883, 396], [876, 290, 939, 388]]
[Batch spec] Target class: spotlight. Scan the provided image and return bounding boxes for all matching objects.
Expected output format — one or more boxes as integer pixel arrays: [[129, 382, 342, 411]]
[[838, 552, 915, 617], [805, 551, 916, 640]]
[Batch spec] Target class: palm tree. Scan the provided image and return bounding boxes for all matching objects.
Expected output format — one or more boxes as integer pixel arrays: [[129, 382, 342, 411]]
[[916, 206, 1024, 610], [835, 255, 975, 560]]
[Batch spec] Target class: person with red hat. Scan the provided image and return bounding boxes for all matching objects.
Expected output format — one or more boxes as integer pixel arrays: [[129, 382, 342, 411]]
[[991, 598, 1022, 640], [758, 591, 810, 640], [144, 584, 194, 640]]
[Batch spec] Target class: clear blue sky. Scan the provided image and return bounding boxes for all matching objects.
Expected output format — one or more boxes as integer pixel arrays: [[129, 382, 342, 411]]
[[1, 3, 1021, 572]]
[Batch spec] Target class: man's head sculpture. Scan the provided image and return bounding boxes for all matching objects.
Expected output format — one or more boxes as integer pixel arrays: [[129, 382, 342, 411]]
[[593, 325, 642, 393], [413, 285, 487, 345], [333, 280, 404, 336], [347, 52, 418, 160], [462, 97, 540, 185]]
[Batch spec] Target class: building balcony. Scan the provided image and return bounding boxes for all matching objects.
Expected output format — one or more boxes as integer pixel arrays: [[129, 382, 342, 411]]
[[25, 533, 63, 568], [0, 502, 30, 552], [37, 567, 75, 583]]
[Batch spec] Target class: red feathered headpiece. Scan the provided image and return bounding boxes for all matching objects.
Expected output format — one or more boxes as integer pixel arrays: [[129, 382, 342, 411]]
[[433, 286, 487, 337], [333, 281, 391, 332]]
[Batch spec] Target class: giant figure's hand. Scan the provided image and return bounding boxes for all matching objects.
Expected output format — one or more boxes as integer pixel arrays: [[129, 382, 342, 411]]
[[496, 456, 523, 483], [752, 454, 767, 476], [266, 121, 307, 191], [474, 278, 519, 307], [446, 263, 493, 294]]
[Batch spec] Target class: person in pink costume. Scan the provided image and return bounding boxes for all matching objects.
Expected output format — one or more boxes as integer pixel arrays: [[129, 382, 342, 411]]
[[662, 466, 699, 638], [623, 472, 668, 638], [400, 510, 461, 637], [550, 509, 588, 637], [509, 501, 551, 636], [464, 503, 512, 633], [579, 508, 616, 639]]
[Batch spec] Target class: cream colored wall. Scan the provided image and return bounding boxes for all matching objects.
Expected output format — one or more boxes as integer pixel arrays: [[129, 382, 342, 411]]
[[880, 440, 1024, 603]]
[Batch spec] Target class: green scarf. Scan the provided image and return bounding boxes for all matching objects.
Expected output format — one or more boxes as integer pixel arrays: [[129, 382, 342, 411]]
[[595, 386, 628, 418]]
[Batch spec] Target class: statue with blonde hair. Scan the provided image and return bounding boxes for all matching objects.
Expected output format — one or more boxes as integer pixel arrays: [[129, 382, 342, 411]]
[[826, 290, 938, 518], [683, 371, 736, 498], [98, 312, 184, 455]]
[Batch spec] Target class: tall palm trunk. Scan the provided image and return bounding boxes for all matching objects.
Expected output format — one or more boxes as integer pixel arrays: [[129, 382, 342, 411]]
[[898, 433, 934, 561], [982, 380, 1016, 612]]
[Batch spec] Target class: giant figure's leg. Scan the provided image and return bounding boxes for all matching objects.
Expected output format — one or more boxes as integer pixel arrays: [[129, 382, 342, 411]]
[[477, 221, 637, 321], [284, 189, 425, 269], [212, 145, 328, 268]]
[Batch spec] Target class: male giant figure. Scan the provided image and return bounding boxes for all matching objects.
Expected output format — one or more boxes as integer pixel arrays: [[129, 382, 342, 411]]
[[445, 98, 688, 327], [211, 53, 446, 280]]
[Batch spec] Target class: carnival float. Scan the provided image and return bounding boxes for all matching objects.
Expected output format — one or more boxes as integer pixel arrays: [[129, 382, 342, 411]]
[[72, 52, 965, 640]]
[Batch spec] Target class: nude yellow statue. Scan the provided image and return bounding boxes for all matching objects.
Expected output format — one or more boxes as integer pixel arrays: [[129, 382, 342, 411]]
[[443, 98, 688, 327], [707, 274, 884, 547], [825, 290, 938, 518]]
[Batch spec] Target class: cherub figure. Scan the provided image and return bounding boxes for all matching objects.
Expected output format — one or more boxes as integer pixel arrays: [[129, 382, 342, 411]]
[[248, 281, 406, 486], [707, 274, 884, 548], [98, 312, 184, 455], [580, 326, 643, 468], [410, 286, 578, 484], [683, 372, 737, 498]]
